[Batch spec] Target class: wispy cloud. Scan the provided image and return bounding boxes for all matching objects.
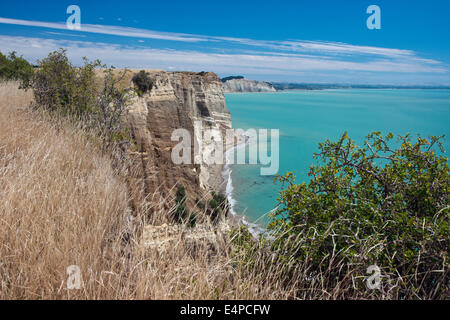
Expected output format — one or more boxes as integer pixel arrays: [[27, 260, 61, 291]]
[[0, 35, 445, 74], [0, 17, 208, 42], [0, 17, 448, 84], [44, 31, 86, 38], [0, 16, 435, 58], [280, 40, 415, 58]]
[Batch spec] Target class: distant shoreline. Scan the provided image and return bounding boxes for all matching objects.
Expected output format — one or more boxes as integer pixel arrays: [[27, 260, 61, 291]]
[[273, 84, 450, 91], [224, 87, 450, 94], [221, 76, 450, 93]]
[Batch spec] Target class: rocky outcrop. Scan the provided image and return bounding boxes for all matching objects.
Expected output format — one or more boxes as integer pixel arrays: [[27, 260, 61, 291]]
[[140, 222, 231, 252], [223, 78, 276, 93], [126, 71, 232, 213]]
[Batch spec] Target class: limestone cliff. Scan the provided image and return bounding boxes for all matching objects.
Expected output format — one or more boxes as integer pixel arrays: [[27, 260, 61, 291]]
[[126, 71, 232, 213], [223, 78, 276, 93]]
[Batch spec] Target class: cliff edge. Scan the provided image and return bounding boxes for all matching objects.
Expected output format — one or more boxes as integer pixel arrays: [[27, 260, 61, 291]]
[[222, 78, 276, 93], [126, 71, 232, 213]]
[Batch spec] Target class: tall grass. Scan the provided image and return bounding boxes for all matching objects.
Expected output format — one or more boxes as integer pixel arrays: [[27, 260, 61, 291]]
[[2, 82, 442, 300], [0, 82, 299, 300], [0, 82, 128, 298]]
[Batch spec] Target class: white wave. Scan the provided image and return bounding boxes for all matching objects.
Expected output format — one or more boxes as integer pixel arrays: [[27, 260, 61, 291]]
[[222, 140, 267, 238]]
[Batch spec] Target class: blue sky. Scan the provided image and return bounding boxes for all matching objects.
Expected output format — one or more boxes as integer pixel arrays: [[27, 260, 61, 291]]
[[1, 0, 449, 84]]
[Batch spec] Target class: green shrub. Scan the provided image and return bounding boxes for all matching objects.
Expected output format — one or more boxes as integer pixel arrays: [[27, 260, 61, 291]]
[[268, 132, 449, 298], [195, 192, 229, 225], [30, 49, 133, 159], [31, 49, 98, 116], [208, 192, 229, 224], [132, 70, 153, 96], [221, 76, 244, 83], [0, 51, 34, 88], [174, 186, 196, 227]]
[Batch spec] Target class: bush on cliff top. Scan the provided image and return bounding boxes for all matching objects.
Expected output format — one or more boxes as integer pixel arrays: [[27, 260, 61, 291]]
[[0, 51, 34, 88], [29, 49, 134, 158], [132, 70, 154, 96], [221, 76, 244, 83]]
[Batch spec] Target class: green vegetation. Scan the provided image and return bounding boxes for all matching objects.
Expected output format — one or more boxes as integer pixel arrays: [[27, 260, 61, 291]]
[[31, 50, 98, 116], [174, 186, 197, 227], [221, 76, 244, 83], [132, 70, 154, 96], [235, 132, 449, 299], [29, 49, 133, 158], [208, 192, 229, 224], [3, 49, 447, 299], [0, 51, 34, 88], [195, 192, 229, 225]]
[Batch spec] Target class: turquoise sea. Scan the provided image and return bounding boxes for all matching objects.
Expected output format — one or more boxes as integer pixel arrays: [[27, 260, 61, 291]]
[[224, 89, 450, 226]]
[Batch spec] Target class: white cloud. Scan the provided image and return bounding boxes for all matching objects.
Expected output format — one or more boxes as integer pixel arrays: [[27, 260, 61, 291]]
[[0, 16, 440, 60], [0, 17, 208, 42], [0, 16, 448, 84], [0, 35, 445, 75], [45, 31, 86, 38], [281, 40, 415, 58]]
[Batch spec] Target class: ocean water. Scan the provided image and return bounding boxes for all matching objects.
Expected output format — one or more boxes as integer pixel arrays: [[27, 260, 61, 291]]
[[224, 89, 450, 226]]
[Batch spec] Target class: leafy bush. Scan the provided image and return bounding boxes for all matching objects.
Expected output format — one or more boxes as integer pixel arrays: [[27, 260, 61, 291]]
[[132, 70, 153, 96], [221, 76, 244, 83], [0, 51, 34, 88], [174, 186, 196, 227], [31, 50, 98, 116], [195, 192, 229, 225], [30, 49, 133, 158], [208, 192, 229, 224], [267, 132, 449, 298]]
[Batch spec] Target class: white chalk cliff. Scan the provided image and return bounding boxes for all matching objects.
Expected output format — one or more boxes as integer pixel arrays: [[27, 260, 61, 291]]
[[223, 78, 276, 93]]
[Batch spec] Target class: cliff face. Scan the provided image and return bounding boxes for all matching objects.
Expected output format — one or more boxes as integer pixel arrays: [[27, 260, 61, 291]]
[[223, 78, 276, 93], [126, 71, 232, 212]]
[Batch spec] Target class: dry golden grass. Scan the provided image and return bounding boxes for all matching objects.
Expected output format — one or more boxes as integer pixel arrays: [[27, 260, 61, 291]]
[[0, 82, 300, 300], [0, 82, 129, 299], [1, 81, 442, 300]]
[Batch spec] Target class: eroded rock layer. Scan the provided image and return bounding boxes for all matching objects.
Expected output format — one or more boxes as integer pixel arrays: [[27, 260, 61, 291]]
[[223, 78, 276, 93], [126, 71, 232, 213]]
